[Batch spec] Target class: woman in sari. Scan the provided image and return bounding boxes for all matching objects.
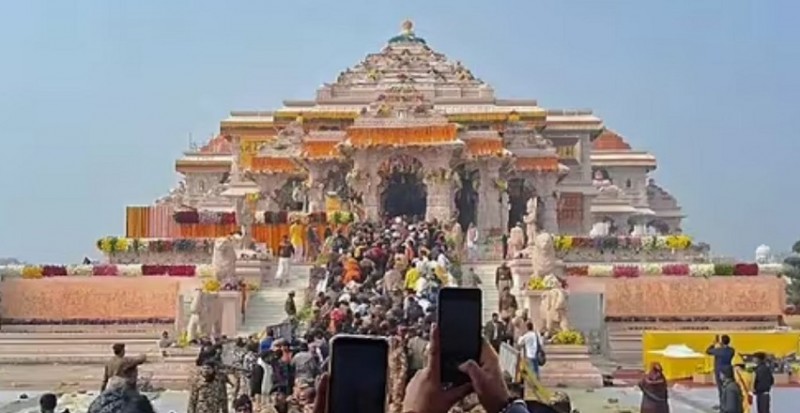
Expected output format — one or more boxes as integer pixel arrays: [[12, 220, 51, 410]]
[[638, 362, 670, 413]]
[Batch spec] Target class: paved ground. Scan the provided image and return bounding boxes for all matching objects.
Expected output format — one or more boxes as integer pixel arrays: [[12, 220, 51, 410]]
[[1, 385, 797, 412]]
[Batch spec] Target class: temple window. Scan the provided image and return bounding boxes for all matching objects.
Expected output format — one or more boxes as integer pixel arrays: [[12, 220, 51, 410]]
[[625, 179, 632, 189]]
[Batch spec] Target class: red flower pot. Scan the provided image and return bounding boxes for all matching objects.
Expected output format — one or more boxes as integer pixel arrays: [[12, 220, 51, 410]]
[[612, 265, 640, 278], [566, 265, 589, 276], [93, 265, 119, 276], [42, 265, 68, 277], [734, 263, 759, 276], [141, 265, 168, 276], [662, 264, 690, 276], [167, 265, 196, 277]]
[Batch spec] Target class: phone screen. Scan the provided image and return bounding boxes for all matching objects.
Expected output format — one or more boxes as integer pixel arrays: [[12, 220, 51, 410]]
[[437, 287, 482, 386], [328, 335, 389, 413]]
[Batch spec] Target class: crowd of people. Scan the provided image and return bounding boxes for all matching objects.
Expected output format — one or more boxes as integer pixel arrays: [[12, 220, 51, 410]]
[[60, 215, 778, 413], [76, 215, 569, 413]]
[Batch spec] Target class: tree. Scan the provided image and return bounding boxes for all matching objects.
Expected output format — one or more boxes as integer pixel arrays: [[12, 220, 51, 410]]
[[784, 240, 800, 307]]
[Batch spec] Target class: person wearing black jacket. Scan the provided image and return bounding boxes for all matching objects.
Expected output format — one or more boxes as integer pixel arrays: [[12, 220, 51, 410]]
[[753, 352, 774, 413]]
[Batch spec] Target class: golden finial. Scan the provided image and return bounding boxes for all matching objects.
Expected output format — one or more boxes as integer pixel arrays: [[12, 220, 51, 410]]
[[401, 19, 414, 34]]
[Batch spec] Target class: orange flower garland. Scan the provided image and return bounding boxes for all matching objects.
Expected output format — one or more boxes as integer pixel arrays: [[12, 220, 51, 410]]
[[347, 125, 457, 147]]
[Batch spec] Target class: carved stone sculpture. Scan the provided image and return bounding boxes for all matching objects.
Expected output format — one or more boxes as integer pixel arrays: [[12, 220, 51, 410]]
[[508, 225, 525, 259], [539, 275, 570, 334], [531, 232, 557, 278], [186, 289, 205, 342], [212, 235, 238, 281], [523, 197, 538, 247]]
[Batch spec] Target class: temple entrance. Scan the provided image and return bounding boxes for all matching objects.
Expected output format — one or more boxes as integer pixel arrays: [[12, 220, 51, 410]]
[[379, 155, 427, 219], [454, 166, 479, 229], [507, 178, 536, 230]]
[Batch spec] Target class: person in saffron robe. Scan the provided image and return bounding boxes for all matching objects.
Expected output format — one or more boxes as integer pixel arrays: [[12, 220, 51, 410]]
[[638, 362, 670, 413], [289, 220, 304, 263], [404, 266, 421, 291], [733, 362, 753, 413]]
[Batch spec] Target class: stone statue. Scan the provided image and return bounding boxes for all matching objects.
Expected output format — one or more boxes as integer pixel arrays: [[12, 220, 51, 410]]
[[212, 234, 238, 281], [508, 224, 525, 259], [589, 222, 610, 237], [523, 197, 538, 247], [186, 289, 205, 342], [539, 275, 569, 334], [531, 231, 557, 278]]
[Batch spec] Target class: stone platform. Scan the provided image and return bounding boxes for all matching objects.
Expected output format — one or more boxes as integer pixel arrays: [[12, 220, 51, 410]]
[[539, 345, 604, 388], [0, 332, 197, 390]]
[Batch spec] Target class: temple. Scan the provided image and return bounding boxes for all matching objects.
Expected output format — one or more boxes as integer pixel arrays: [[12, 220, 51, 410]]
[[163, 20, 684, 246]]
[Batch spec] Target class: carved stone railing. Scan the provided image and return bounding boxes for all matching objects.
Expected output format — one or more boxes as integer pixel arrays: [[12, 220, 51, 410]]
[[556, 248, 709, 263]]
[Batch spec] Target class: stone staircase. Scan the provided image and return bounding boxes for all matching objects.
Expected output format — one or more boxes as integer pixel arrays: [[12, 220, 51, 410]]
[[468, 261, 503, 323], [0, 331, 198, 390], [237, 263, 312, 336]]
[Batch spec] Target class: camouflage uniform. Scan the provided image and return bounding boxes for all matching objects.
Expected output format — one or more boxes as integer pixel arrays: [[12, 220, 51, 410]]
[[188, 366, 227, 413], [387, 335, 408, 413]]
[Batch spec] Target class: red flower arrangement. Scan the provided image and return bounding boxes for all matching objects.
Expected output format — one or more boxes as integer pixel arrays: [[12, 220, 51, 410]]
[[733, 263, 759, 276], [662, 263, 690, 276], [93, 265, 119, 276], [42, 265, 67, 277], [141, 265, 169, 276], [612, 265, 640, 278], [173, 210, 200, 224], [220, 212, 237, 225], [167, 265, 196, 277], [565, 265, 589, 276]]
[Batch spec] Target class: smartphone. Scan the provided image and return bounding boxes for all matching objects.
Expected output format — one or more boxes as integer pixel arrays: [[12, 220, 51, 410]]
[[328, 335, 390, 413], [437, 287, 483, 386]]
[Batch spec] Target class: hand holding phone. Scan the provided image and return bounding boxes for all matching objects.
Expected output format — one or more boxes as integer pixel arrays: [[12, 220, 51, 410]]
[[437, 287, 483, 387], [327, 335, 389, 413]]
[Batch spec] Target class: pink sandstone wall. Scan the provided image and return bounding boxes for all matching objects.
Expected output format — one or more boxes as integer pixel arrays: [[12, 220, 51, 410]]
[[0, 278, 181, 322], [604, 277, 785, 318]]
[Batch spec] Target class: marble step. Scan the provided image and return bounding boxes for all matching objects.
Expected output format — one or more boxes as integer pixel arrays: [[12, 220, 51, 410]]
[[0, 353, 196, 365], [0, 332, 163, 340]]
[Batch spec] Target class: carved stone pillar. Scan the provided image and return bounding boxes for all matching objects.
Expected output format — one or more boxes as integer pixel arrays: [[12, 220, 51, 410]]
[[477, 160, 502, 235], [424, 180, 454, 222], [306, 164, 330, 213], [533, 172, 559, 234], [363, 172, 381, 222], [421, 149, 454, 223]]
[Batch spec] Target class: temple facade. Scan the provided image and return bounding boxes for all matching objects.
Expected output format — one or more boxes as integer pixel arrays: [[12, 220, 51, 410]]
[[166, 21, 685, 239]]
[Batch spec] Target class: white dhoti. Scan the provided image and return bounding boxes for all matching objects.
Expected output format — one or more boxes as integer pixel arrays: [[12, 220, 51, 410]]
[[276, 257, 292, 282], [292, 242, 304, 263]]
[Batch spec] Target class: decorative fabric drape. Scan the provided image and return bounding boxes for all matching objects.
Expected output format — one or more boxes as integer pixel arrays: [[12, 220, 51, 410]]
[[126, 206, 150, 238]]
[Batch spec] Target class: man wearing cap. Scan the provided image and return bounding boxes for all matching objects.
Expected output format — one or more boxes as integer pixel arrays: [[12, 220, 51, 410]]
[[100, 343, 147, 391]]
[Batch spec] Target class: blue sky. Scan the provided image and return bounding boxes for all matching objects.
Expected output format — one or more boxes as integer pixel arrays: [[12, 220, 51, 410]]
[[0, 0, 797, 263]]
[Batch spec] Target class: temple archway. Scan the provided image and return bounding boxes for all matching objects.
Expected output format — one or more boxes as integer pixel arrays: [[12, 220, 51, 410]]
[[379, 155, 427, 219], [454, 166, 479, 229], [507, 178, 536, 230], [272, 177, 306, 211]]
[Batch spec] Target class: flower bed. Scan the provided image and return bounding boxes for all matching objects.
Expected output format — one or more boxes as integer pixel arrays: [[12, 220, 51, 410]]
[[554, 235, 695, 252], [562, 262, 775, 278], [0, 264, 216, 278], [96, 237, 215, 254], [174, 210, 237, 225]]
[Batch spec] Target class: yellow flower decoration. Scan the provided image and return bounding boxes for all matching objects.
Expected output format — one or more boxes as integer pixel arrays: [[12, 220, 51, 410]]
[[550, 330, 585, 345], [554, 236, 573, 251], [527, 277, 549, 291], [22, 265, 43, 279], [114, 238, 129, 253], [100, 237, 114, 253], [202, 278, 221, 293], [665, 235, 692, 250]]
